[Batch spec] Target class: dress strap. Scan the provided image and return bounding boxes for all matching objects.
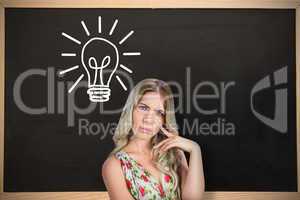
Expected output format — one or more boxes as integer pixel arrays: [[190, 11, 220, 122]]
[[115, 151, 140, 199]]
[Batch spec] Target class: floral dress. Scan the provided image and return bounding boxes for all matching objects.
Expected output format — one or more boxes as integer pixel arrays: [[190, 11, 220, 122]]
[[115, 150, 178, 200]]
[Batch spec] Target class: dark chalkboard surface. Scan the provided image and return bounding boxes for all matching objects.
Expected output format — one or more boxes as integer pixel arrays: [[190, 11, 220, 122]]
[[4, 8, 297, 192]]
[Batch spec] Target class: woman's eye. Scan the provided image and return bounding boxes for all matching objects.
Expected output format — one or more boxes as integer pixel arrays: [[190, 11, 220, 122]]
[[138, 105, 147, 111], [158, 111, 165, 116]]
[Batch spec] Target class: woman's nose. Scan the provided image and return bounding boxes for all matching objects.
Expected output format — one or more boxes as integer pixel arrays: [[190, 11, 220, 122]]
[[142, 111, 156, 123]]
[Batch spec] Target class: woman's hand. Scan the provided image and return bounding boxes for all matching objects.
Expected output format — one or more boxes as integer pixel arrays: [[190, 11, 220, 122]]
[[153, 126, 200, 154]]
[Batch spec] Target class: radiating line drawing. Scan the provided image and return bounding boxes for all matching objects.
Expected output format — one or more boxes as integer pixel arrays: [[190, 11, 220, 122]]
[[98, 16, 102, 34], [116, 75, 127, 91], [59, 65, 79, 75], [61, 53, 77, 57], [119, 30, 134, 45], [109, 19, 119, 35], [120, 64, 133, 74], [62, 32, 82, 45], [58, 16, 141, 102], [68, 74, 85, 93], [123, 52, 141, 56], [81, 21, 90, 36]]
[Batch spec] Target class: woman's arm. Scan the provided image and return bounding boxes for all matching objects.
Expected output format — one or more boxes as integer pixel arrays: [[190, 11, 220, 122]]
[[101, 155, 135, 200], [154, 126, 205, 200], [176, 149, 189, 191], [179, 144, 205, 200]]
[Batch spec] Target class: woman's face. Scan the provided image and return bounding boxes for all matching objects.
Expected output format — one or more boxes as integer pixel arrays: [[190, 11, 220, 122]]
[[132, 91, 166, 139]]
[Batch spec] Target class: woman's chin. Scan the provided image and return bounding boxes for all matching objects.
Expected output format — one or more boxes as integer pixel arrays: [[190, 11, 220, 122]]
[[132, 127, 158, 138], [138, 128, 153, 135], [137, 131, 155, 138]]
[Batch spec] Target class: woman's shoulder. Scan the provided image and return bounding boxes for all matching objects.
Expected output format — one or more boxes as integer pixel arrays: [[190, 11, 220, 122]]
[[103, 151, 125, 171], [102, 154, 119, 172], [102, 154, 127, 183], [102, 150, 127, 170]]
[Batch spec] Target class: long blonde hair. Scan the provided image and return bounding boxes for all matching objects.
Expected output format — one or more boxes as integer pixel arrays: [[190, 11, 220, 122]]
[[110, 78, 182, 199]]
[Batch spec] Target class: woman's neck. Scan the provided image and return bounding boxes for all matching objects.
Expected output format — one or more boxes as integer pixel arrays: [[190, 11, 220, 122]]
[[127, 136, 153, 155]]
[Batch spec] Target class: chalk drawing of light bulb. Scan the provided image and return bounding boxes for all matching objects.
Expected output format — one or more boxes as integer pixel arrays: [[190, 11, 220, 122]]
[[81, 38, 119, 102], [58, 16, 141, 102]]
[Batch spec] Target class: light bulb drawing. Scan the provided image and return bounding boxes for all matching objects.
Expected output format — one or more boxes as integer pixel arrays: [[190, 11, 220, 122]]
[[58, 16, 141, 102], [81, 38, 119, 102]]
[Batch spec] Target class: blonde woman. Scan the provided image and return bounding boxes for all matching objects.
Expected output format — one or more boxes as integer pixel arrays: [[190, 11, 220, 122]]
[[102, 78, 205, 200]]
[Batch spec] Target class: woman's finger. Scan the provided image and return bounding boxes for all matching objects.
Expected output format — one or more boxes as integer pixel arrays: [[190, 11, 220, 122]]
[[159, 138, 178, 151], [160, 142, 178, 152], [160, 126, 176, 138]]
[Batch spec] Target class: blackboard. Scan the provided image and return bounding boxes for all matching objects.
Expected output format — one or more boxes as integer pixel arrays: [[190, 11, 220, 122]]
[[4, 8, 297, 192]]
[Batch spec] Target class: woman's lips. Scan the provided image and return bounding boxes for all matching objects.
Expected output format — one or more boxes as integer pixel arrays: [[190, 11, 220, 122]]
[[139, 127, 152, 133]]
